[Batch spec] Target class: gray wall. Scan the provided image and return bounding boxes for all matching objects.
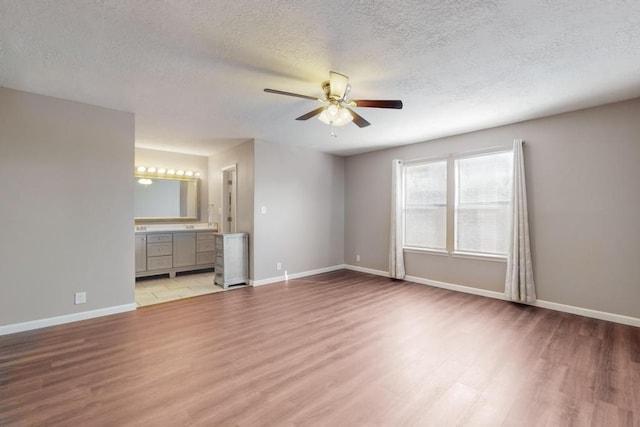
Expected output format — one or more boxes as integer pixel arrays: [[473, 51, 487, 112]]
[[135, 147, 209, 221], [208, 140, 255, 276], [0, 87, 135, 326], [253, 140, 345, 281], [345, 98, 640, 318]]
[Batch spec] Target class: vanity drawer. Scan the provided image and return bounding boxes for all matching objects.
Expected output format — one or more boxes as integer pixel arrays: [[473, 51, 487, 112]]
[[147, 234, 173, 243], [196, 251, 215, 265], [147, 242, 172, 257], [147, 255, 173, 271], [197, 239, 215, 252], [197, 232, 215, 241]]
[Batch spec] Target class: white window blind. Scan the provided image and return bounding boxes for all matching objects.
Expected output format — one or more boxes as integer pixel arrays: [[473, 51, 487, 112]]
[[455, 151, 513, 255], [403, 160, 447, 250]]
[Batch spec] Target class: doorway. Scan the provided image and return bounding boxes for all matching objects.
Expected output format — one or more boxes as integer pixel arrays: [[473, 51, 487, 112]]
[[222, 164, 237, 233]]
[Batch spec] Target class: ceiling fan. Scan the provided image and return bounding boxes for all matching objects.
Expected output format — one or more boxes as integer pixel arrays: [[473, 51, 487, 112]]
[[264, 71, 403, 135]]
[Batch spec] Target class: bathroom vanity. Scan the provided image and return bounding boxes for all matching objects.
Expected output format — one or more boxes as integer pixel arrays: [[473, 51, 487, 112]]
[[135, 228, 217, 278]]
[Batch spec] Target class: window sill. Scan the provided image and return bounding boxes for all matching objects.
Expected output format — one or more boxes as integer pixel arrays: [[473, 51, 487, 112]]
[[401, 248, 508, 262], [451, 252, 507, 263], [403, 247, 449, 256]]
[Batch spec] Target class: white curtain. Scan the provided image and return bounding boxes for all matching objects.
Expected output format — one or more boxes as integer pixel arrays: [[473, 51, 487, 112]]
[[389, 159, 406, 279], [505, 139, 536, 303]]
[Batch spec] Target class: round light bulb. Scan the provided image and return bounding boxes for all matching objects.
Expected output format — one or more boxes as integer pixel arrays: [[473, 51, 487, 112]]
[[167, 169, 176, 175], [176, 170, 185, 176], [327, 104, 339, 117], [157, 168, 166, 174], [185, 171, 194, 176], [147, 167, 156, 173], [136, 166, 146, 172]]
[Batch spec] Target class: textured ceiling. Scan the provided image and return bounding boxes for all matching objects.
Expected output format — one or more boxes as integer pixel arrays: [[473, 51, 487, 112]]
[[1, 0, 639, 156]]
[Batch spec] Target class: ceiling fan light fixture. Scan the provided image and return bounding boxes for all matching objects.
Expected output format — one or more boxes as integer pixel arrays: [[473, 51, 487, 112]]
[[318, 109, 331, 125], [318, 105, 353, 127], [340, 107, 353, 121]]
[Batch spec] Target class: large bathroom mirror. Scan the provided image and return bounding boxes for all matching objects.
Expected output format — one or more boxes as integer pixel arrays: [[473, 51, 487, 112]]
[[134, 173, 199, 222]]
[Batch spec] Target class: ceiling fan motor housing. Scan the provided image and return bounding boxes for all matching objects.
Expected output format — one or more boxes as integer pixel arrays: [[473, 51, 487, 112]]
[[322, 80, 351, 102], [322, 81, 331, 99]]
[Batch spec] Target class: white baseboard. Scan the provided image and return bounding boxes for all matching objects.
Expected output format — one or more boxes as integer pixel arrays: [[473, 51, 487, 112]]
[[405, 275, 506, 300], [533, 299, 640, 328], [6, 269, 634, 336], [250, 264, 347, 287], [404, 274, 640, 328], [341, 265, 639, 328], [0, 303, 138, 336]]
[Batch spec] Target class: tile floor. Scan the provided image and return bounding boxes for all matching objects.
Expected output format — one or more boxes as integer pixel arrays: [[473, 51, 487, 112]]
[[135, 271, 244, 307]]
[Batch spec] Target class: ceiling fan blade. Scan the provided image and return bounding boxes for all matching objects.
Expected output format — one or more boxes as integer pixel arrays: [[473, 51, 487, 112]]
[[351, 100, 403, 109], [295, 106, 326, 121], [348, 108, 371, 128], [329, 71, 349, 99], [264, 88, 321, 101]]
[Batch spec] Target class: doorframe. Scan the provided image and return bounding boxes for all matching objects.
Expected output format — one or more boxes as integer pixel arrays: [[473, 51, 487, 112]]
[[221, 163, 238, 233]]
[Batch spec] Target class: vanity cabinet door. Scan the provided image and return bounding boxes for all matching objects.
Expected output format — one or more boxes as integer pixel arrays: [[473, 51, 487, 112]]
[[196, 239, 215, 252], [173, 232, 196, 268], [135, 235, 147, 272]]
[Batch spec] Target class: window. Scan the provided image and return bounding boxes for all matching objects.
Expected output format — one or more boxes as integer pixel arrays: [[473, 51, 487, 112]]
[[455, 151, 513, 255], [401, 148, 514, 258], [403, 160, 447, 250]]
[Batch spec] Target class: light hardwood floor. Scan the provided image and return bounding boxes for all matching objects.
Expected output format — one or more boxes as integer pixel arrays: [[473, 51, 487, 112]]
[[1, 270, 638, 425]]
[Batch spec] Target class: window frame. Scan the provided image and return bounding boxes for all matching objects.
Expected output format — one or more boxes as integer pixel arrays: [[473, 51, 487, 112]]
[[401, 156, 448, 253], [400, 145, 513, 261], [453, 148, 513, 258]]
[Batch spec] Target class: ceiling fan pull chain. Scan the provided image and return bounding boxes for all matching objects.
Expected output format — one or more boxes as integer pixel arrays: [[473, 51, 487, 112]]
[[330, 123, 337, 138]]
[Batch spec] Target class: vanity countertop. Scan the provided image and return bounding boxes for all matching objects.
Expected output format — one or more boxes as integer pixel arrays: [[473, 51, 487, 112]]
[[135, 224, 218, 234]]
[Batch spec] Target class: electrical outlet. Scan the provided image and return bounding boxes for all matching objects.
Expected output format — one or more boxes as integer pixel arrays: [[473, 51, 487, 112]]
[[356, 254, 361, 262], [74, 292, 87, 305], [276, 262, 282, 271]]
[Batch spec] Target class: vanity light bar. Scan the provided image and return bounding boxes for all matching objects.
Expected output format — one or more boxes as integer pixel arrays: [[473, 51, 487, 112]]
[[136, 166, 200, 177]]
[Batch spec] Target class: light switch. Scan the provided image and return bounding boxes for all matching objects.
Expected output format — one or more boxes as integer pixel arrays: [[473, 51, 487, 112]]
[[261, 206, 267, 214]]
